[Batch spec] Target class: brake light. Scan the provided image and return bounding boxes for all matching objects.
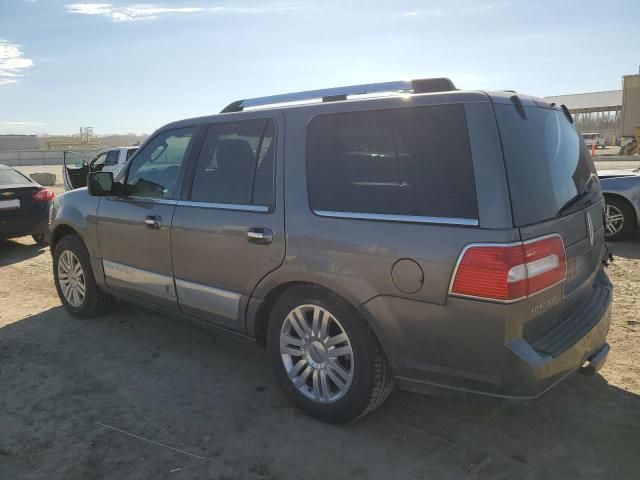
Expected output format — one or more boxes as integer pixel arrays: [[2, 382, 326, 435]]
[[32, 188, 55, 202], [450, 235, 566, 302]]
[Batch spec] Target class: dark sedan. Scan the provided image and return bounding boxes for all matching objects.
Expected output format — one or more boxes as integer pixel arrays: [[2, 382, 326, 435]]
[[0, 164, 55, 245]]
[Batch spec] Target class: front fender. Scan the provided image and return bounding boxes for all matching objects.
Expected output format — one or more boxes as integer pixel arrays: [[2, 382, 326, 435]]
[[50, 188, 101, 258]]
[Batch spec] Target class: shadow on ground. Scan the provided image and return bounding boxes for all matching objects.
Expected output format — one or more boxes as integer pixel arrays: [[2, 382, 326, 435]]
[[1, 303, 638, 479], [610, 236, 640, 260], [0, 239, 47, 267]]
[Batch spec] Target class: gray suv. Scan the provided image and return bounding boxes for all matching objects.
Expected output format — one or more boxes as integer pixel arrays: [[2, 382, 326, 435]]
[[49, 78, 612, 423]]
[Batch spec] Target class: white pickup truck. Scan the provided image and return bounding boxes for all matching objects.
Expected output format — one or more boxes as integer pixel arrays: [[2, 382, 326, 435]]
[[63, 146, 137, 191], [581, 132, 606, 149]]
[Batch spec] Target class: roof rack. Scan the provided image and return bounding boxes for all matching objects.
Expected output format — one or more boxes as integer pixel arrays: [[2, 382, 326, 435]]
[[220, 77, 456, 113]]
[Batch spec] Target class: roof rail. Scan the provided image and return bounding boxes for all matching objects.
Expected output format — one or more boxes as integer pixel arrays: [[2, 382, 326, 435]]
[[220, 77, 456, 113]]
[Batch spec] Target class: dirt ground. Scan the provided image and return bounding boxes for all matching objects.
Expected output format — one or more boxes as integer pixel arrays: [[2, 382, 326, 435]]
[[1, 169, 639, 479]]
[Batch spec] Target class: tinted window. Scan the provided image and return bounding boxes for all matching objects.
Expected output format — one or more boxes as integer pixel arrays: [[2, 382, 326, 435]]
[[126, 127, 194, 199], [307, 105, 477, 219], [91, 153, 107, 168], [0, 168, 29, 185], [495, 105, 597, 225], [126, 148, 137, 160], [104, 150, 120, 166], [190, 120, 275, 207]]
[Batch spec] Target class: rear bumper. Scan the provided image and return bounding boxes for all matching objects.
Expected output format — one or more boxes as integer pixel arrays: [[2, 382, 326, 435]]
[[361, 269, 612, 399], [0, 207, 50, 240]]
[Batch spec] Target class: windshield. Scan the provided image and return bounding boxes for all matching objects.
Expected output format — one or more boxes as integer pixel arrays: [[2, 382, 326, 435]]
[[495, 104, 598, 225]]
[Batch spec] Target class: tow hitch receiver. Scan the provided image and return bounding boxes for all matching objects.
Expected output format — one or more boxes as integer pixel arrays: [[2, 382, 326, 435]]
[[578, 344, 610, 376]]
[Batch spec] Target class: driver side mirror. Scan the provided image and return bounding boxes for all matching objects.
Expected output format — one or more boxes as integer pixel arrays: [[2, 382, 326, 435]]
[[88, 171, 122, 196]]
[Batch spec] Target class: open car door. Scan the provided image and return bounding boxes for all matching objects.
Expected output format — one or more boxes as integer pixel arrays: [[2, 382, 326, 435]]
[[63, 151, 89, 191]]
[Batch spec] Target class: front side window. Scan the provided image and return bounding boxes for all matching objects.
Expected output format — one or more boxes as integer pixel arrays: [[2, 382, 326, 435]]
[[125, 127, 195, 199], [307, 105, 478, 219], [190, 120, 276, 207], [91, 152, 107, 169]]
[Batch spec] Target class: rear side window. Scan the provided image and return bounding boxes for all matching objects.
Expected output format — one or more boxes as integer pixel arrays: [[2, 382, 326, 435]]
[[190, 120, 275, 207], [307, 105, 478, 220], [126, 148, 137, 160], [495, 105, 597, 225], [104, 150, 120, 166]]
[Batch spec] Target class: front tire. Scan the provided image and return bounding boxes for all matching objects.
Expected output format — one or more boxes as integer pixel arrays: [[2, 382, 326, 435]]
[[604, 196, 636, 241], [53, 235, 114, 318], [267, 285, 394, 423]]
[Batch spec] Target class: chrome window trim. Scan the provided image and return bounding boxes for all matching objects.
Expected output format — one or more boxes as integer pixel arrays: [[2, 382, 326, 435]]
[[313, 210, 479, 226], [177, 200, 269, 213], [115, 196, 178, 206], [447, 233, 567, 304]]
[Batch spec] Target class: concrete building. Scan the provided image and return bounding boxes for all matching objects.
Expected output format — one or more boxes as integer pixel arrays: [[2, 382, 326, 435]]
[[0, 134, 39, 151], [621, 73, 640, 139], [545, 90, 623, 144]]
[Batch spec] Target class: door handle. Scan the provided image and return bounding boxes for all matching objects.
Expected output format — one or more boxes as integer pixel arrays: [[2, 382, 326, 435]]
[[247, 227, 273, 245], [144, 215, 162, 229]]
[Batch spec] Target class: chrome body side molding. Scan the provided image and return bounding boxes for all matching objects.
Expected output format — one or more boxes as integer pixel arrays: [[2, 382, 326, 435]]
[[103, 259, 176, 300], [175, 278, 241, 320]]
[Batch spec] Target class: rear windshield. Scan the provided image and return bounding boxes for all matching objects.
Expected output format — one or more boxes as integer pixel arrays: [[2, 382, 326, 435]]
[[495, 104, 597, 225], [0, 169, 29, 186], [307, 104, 478, 220]]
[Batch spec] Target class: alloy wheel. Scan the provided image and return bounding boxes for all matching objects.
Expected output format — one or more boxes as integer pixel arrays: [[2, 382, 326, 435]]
[[280, 304, 354, 403], [57, 250, 86, 307], [605, 204, 624, 237]]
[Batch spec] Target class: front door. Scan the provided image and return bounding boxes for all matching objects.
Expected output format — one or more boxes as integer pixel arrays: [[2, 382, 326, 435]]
[[170, 114, 285, 330], [97, 126, 198, 310]]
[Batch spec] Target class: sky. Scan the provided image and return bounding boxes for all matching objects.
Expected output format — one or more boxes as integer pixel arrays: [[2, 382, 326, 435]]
[[1, 0, 639, 135]]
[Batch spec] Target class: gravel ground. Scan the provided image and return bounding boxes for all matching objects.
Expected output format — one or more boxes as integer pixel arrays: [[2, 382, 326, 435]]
[[0, 165, 639, 479]]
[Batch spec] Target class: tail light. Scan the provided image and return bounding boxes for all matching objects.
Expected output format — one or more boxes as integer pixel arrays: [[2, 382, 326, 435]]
[[449, 235, 566, 303], [32, 188, 55, 202]]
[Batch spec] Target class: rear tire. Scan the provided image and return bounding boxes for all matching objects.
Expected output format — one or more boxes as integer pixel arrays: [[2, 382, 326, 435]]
[[53, 235, 114, 318], [32, 234, 47, 245], [267, 285, 394, 423], [604, 196, 636, 241]]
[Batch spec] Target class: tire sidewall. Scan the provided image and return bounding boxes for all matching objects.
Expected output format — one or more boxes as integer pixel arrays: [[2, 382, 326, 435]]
[[267, 286, 377, 423], [53, 235, 101, 317]]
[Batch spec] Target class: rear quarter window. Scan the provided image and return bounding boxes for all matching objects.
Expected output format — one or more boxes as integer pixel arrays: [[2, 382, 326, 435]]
[[306, 104, 478, 220]]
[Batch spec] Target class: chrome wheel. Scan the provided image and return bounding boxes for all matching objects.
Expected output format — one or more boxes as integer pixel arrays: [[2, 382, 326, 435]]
[[280, 304, 354, 403], [57, 250, 86, 307], [605, 204, 624, 237]]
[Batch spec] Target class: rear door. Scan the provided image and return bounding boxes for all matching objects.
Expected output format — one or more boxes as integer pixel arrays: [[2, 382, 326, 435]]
[[170, 113, 285, 331], [493, 98, 605, 329]]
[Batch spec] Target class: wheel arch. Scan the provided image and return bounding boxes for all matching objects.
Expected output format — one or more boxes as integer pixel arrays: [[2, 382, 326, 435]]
[[50, 223, 80, 253], [247, 279, 385, 352]]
